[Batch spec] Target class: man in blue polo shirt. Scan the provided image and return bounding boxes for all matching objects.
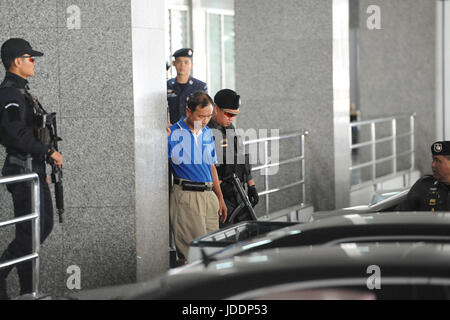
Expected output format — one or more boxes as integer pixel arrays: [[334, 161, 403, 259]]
[[168, 91, 227, 263]]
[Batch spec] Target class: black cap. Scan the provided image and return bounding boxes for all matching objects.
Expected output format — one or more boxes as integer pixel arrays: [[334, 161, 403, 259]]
[[1, 38, 43, 62], [173, 48, 193, 59], [431, 141, 450, 155], [214, 89, 241, 110]]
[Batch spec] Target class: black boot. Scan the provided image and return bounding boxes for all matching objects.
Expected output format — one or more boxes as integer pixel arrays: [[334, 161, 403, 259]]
[[0, 278, 9, 300], [0, 250, 14, 300], [17, 262, 33, 296]]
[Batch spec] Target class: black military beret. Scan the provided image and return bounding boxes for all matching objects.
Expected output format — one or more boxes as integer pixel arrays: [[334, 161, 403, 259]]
[[1, 38, 43, 62], [431, 141, 450, 155], [173, 48, 193, 58], [214, 89, 241, 110]]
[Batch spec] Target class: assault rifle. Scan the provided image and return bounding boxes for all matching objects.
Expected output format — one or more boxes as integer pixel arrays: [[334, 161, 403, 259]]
[[44, 112, 64, 223], [224, 173, 257, 225]]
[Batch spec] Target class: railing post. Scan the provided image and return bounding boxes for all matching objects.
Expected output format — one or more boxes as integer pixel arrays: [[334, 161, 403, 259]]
[[410, 115, 415, 171], [264, 140, 270, 217], [0, 173, 41, 299], [349, 124, 353, 150], [31, 178, 40, 298], [301, 133, 306, 206], [244, 130, 308, 220], [371, 122, 377, 189], [392, 118, 397, 174], [350, 114, 416, 192]]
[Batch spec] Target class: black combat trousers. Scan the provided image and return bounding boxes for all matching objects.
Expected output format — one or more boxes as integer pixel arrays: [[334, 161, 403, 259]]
[[0, 164, 54, 296]]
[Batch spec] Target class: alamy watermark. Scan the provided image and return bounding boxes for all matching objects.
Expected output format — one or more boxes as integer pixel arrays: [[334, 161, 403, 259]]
[[67, 5, 81, 30], [366, 264, 381, 290], [66, 265, 81, 290], [366, 5, 381, 30], [169, 125, 281, 175]]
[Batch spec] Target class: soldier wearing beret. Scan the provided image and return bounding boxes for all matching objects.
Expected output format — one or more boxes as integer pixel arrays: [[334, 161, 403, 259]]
[[167, 48, 208, 125], [0, 38, 62, 299], [208, 89, 259, 226], [398, 141, 450, 211]]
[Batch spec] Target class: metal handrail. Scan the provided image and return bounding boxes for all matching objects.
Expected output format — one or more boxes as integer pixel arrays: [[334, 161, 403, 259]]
[[243, 130, 309, 218], [0, 173, 40, 298], [350, 113, 416, 191], [351, 131, 412, 149], [349, 114, 414, 127]]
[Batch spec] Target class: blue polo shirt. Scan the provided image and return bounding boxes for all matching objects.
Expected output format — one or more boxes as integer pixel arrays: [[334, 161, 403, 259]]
[[168, 118, 217, 183]]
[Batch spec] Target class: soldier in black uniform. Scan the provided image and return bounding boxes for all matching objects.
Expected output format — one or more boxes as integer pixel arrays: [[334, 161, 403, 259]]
[[208, 89, 259, 226], [398, 141, 450, 211], [167, 48, 208, 125], [0, 38, 63, 299]]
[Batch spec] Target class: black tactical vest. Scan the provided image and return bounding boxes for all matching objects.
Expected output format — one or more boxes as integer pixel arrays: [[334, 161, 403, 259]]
[[210, 123, 251, 182], [0, 79, 51, 146]]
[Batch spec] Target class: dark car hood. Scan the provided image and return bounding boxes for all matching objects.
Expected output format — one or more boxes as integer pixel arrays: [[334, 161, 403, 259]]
[[196, 211, 450, 259], [128, 242, 450, 299]]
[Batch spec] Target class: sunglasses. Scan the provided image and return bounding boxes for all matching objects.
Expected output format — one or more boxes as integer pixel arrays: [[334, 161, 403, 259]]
[[222, 110, 238, 119], [20, 55, 35, 63]]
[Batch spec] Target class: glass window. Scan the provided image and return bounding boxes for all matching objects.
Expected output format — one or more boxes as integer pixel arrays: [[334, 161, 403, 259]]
[[208, 13, 222, 95], [207, 12, 235, 96], [166, 0, 235, 89], [167, 8, 190, 78], [223, 15, 235, 90]]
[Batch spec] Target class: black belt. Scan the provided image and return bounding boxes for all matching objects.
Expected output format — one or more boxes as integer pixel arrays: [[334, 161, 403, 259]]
[[7, 154, 33, 171], [173, 178, 213, 192]]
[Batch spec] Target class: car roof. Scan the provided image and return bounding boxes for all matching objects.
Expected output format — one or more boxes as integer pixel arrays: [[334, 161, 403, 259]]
[[68, 242, 450, 300], [202, 211, 450, 258], [129, 242, 450, 299]]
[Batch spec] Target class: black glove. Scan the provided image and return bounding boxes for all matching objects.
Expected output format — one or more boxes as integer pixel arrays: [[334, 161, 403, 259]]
[[247, 185, 259, 207]]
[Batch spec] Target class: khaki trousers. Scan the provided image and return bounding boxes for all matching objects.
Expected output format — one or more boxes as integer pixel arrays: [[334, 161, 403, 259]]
[[170, 184, 220, 261]]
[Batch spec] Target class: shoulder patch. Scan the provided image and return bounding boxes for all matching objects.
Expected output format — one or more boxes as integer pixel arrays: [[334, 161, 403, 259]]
[[4, 103, 19, 109], [5, 105, 20, 122]]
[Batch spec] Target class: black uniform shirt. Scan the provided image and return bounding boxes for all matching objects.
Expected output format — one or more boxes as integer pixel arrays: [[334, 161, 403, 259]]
[[0, 71, 49, 158], [208, 118, 252, 182], [398, 175, 450, 211], [167, 76, 207, 125]]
